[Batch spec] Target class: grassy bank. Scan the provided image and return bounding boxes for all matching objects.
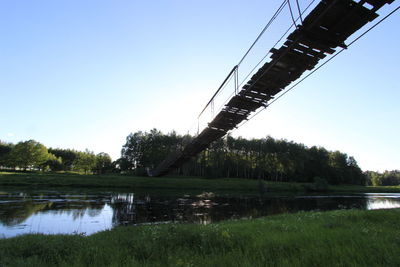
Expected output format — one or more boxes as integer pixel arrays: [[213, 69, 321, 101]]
[[0, 171, 273, 196], [1, 208, 399, 266], [1, 171, 400, 196]]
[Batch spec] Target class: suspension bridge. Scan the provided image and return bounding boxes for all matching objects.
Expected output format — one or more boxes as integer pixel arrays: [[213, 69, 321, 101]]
[[148, 0, 396, 177]]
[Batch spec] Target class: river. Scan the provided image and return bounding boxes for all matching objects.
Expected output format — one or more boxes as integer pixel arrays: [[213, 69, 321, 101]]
[[1, 189, 399, 238]]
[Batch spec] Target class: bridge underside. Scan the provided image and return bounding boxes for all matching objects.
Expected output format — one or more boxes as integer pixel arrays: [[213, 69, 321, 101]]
[[149, 0, 394, 177]]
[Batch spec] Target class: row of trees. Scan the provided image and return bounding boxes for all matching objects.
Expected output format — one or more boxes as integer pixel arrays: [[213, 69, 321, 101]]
[[2, 131, 397, 186], [0, 140, 112, 174], [366, 170, 400, 186], [120, 129, 366, 185]]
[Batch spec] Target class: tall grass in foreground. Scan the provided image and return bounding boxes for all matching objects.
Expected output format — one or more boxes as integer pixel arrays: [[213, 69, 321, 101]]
[[1, 209, 399, 266]]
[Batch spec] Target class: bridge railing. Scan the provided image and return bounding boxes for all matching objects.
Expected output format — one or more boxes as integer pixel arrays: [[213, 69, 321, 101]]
[[188, 0, 321, 139], [150, 0, 396, 177]]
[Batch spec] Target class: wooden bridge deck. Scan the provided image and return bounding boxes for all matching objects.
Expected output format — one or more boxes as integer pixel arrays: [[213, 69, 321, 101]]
[[149, 0, 394, 177]]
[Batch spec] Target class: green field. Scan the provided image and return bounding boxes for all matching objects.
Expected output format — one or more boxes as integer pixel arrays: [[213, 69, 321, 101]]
[[1, 171, 400, 196], [1, 208, 399, 266]]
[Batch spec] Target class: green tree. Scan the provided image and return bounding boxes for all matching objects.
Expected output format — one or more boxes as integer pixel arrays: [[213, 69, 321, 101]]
[[48, 148, 78, 171], [328, 151, 348, 184], [346, 156, 365, 185], [95, 152, 112, 174], [0, 141, 13, 168], [42, 153, 63, 171], [120, 130, 366, 185], [121, 129, 184, 175], [9, 140, 50, 170], [73, 150, 96, 174], [366, 170, 400, 186]]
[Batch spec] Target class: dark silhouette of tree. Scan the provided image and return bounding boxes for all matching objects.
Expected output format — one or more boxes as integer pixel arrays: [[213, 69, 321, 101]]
[[95, 152, 113, 174], [48, 148, 78, 171], [119, 129, 367, 185], [0, 141, 13, 168], [121, 129, 183, 175], [41, 153, 63, 171]]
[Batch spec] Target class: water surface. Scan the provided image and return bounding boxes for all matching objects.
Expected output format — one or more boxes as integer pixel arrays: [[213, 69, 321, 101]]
[[1, 189, 399, 238]]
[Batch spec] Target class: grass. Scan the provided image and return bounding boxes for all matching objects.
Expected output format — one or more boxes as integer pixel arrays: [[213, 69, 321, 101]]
[[0, 171, 270, 196], [0, 208, 399, 266], [1, 171, 400, 196]]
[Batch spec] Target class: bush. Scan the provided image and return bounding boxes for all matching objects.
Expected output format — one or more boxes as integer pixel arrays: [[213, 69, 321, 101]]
[[304, 176, 329, 192], [314, 176, 329, 191]]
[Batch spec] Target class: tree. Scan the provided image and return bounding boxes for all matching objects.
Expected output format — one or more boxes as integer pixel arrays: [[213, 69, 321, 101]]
[[328, 151, 348, 184], [121, 129, 184, 175], [48, 148, 78, 171], [0, 141, 13, 168], [95, 152, 112, 174], [121, 131, 145, 172], [346, 156, 365, 185], [42, 153, 63, 171], [366, 170, 400, 186], [73, 150, 96, 174], [9, 140, 50, 170], [119, 130, 366, 185]]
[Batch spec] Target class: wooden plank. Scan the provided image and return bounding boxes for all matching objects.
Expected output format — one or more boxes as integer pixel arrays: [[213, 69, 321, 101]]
[[150, 0, 395, 177], [287, 31, 336, 54], [284, 40, 327, 59]]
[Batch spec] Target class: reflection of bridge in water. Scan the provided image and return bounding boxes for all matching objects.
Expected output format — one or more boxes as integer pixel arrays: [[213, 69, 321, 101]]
[[149, 0, 396, 177]]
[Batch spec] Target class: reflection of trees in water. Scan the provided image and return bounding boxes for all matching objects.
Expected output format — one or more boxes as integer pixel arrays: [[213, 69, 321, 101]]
[[107, 195, 303, 225], [109, 194, 201, 226], [367, 197, 400, 210], [255, 196, 369, 216], [3, 191, 400, 229], [0, 201, 53, 226], [108, 195, 227, 226], [110, 193, 137, 225], [87, 208, 103, 217], [292, 196, 368, 212], [45, 203, 104, 221], [0, 193, 106, 226], [107, 195, 375, 226]]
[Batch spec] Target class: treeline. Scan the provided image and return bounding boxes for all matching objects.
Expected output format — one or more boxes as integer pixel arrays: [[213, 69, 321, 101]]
[[366, 170, 400, 186], [0, 140, 113, 174], [120, 129, 367, 185], [3, 131, 398, 186]]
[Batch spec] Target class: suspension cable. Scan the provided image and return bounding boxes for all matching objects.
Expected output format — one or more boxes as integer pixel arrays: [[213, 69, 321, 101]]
[[196, 0, 289, 120], [237, 0, 288, 67], [198, 65, 237, 118], [232, 0, 341, 110], [237, 0, 316, 89], [287, 0, 297, 28], [234, 4, 400, 132], [213, 0, 317, 121], [295, 0, 304, 24]]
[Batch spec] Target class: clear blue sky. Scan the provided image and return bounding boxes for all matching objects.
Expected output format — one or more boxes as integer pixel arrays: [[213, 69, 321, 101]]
[[0, 0, 399, 172]]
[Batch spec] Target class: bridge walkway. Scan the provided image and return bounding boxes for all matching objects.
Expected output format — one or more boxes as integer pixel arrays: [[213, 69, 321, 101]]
[[149, 0, 394, 177]]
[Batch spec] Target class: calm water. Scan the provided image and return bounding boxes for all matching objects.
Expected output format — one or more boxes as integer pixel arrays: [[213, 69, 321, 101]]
[[1, 189, 400, 238]]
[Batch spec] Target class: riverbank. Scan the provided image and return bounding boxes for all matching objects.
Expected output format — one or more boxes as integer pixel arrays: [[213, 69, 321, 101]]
[[1, 171, 399, 196], [1, 208, 399, 266]]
